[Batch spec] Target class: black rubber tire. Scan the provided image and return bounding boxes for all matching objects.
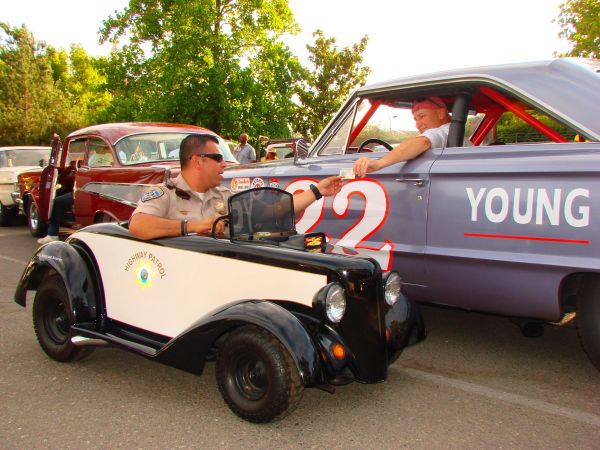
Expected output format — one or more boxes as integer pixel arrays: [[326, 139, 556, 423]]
[[216, 325, 304, 423], [33, 277, 93, 362], [577, 282, 600, 372], [27, 200, 47, 237], [0, 202, 17, 226]]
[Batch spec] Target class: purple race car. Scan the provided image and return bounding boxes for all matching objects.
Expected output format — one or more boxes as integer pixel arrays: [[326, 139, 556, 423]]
[[222, 58, 600, 372]]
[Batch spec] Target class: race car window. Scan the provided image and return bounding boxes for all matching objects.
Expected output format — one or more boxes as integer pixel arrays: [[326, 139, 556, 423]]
[[471, 86, 580, 145], [349, 101, 419, 152]]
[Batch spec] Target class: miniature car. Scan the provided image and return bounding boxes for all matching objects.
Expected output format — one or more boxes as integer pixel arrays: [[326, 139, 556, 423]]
[[0, 146, 50, 226], [17, 122, 237, 237], [14, 187, 425, 423], [221, 58, 600, 371]]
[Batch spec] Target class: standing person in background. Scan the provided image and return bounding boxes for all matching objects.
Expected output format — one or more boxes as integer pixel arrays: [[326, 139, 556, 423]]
[[233, 133, 256, 164]]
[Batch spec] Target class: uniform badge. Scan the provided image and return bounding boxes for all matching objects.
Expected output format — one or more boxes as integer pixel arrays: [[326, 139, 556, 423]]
[[141, 187, 164, 202]]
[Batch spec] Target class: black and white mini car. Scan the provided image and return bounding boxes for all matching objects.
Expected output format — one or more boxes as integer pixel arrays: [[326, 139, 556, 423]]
[[15, 187, 425, 423]]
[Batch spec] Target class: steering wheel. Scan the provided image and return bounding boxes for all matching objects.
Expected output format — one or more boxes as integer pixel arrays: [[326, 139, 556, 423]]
[[357, 138, 393, 152]]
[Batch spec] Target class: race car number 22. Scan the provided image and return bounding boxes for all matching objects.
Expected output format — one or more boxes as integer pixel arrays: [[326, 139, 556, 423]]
[[285, 179, 393, 271]]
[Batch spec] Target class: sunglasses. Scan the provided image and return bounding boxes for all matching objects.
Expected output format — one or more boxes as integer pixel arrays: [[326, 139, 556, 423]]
[[191, 153, 224, 163]]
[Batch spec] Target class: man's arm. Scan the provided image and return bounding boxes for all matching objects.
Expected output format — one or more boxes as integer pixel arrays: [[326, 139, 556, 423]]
[[353, 136, 431, 177], [129, 213, 224, 240], [292, 176, 343, 214]]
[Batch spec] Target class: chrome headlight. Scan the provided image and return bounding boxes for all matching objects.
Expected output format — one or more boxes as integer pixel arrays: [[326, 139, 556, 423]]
[[383, 271, 402, 306], [325, 282, 346, 323]]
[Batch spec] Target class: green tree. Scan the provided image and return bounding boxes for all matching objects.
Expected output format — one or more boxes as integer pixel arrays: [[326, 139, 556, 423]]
[[292, 30, 370, 141], [99, 0, 301, 143], [0, 23, 77, 145], [555, 0, 600, 58]]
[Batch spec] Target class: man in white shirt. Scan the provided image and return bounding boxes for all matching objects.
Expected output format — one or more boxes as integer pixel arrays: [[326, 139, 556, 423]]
[[353, 96, 452, 177]]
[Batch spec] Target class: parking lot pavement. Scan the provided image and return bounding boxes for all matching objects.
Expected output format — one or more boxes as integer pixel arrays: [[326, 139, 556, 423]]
[[1, 226, 599, 448]]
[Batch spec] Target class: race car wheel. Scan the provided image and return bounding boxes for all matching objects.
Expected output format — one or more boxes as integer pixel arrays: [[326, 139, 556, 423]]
[[577, 281, 600, 371], [216, 325, 304, 423], [0, 202, 17, 226], [28, 200, 47, 237], [33, 277, 93, 362]]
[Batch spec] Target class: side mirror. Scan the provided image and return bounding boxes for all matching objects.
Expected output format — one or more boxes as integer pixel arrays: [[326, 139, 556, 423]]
[[294, 139, 310, 162]]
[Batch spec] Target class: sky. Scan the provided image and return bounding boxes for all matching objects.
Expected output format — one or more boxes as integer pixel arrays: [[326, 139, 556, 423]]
[[1, 0, 571, 84]]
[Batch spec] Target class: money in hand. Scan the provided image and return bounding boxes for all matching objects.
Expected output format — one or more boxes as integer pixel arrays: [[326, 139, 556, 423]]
[[339, 168, 356, 179]]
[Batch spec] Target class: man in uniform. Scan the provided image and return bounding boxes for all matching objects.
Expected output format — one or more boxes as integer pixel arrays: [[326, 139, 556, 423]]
[[129, 133, 343, 240], [353, 96, 452, 177]]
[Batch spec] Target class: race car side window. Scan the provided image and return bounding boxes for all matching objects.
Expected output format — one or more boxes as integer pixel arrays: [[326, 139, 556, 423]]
[[472, 86, 581, 145]]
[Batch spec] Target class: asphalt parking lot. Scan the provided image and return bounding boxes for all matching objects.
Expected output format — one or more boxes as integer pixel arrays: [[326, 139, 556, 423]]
[[1, 226, 599, 449]]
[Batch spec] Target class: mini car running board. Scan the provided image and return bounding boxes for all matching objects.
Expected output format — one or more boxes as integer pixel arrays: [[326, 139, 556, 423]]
[[71, 335, 110, 347], [71, 334, 157, 356]]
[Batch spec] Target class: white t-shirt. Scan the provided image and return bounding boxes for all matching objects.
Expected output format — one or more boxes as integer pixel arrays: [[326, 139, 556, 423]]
[[421, 122, 471, 149], [421, 123, 450, 149]]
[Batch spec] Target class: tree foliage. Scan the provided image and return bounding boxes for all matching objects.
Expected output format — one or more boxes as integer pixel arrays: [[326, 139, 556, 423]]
[[555, 0, 600, 58], [99, 0, 302, 142], [292, 30, 370, 141], [0, 2, 372, 147], [0, 23, 112, 145], [0, 23, 77, 145]]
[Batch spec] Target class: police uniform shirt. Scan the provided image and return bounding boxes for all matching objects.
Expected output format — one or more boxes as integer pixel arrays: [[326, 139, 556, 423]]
[[133, 173, 231, 221]]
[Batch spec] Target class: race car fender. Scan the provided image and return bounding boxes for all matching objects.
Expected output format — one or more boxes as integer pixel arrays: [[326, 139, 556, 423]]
[[156, 300, 322, 386], [14, 241, 99, 325]]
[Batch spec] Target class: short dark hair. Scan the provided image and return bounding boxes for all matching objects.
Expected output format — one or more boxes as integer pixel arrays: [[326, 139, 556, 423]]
[[180, 134, 219, 167]]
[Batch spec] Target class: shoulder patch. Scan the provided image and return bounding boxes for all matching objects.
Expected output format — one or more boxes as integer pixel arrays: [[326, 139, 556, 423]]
[[141, 187, 165, 202]]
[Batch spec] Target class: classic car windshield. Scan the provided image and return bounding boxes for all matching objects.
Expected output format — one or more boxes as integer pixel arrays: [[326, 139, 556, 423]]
[[228, 188, 295, 241], [0, 148, 49, 167], [116, 133, 237, 165]]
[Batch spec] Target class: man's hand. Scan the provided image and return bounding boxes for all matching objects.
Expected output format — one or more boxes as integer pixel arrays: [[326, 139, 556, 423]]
[[353, 156, 381, 178], [189, 216, 224, 235], [316, 175, 344, 197]]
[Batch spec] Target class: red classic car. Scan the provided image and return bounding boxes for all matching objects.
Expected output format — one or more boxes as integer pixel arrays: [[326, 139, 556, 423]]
[[18, 122, 236, 237]]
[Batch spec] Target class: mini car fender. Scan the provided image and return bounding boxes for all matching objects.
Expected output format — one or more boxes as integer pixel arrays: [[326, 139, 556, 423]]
[[156, 300, 321, 386], [14, 241, 99, 325]]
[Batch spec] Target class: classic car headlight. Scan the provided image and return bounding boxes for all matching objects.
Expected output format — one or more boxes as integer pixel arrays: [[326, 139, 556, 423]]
[[383, 271, 402, 306], [313, 282, 347, 324], [325, 283, 346, 323]]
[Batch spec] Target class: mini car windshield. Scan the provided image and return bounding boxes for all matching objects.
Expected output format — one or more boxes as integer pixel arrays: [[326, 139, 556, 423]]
[[227, 187, 296, 241]]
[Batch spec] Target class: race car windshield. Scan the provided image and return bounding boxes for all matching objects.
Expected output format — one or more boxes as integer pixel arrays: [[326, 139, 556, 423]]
[[228, 188, 296, 241]]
